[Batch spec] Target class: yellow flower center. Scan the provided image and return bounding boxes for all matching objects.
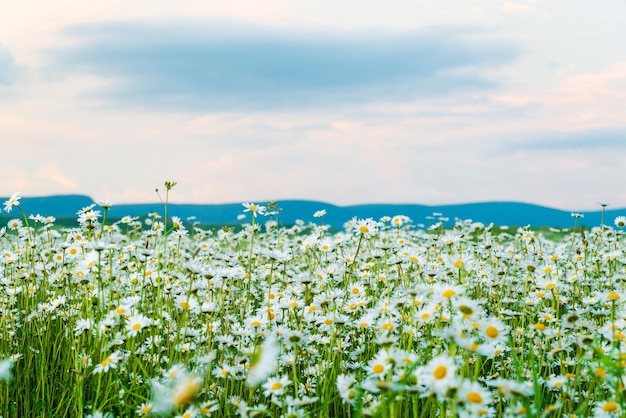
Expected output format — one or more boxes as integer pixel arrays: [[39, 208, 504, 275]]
[[271, 381, 283, 391], [608, 292, 620, 301], [433, 365, 447, 380], [442, 289, 456, 298], [373, 364, 385, 374], [359, 225, 369, 233], [467, 391, 483, 404], [453, 260, 465, 268], [485, 326, 499, 339], [603, 401, 619, 412], [171, 376, 201, 407]]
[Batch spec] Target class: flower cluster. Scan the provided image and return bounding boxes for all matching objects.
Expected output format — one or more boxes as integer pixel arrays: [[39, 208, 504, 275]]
[[2, 193, 626, 417]]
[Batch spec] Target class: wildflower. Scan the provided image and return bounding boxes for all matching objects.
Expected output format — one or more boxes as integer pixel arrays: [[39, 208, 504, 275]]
[[433, 284, 465, 301], [604, 290, 623, 303], [212, 364, 234, 379], [366, 350, 390, 377], [352, 218, 378, 237], [247, 334, 279, 385], [152, 365, 203, 414], [3, 191, 21, 213], [416, 354, 459, 398], [175, 406, 198, 418], [93, 351, 121, 374], [453, 297, 482, 320], [457, 379, 492, 409], [171, 216, 183, 229], [480, 317, 509, 344], [313, 209, 327, 218], [263, 375, 291, 397], [595, 400, 621, 416], [97, 199, 113, 209], [126, 314, 152, 337], [176, 295, 199, 312], [74, 318, 92, 336], [79, 354, 92, 368], [614, 216, 626, 229], [0, 358, 14, 381], [6, 218, 22, 230], [486, 378, 533, 398], [391, 215, 411, 227], [242, 202, 267, 215], [136, 403, 153, 416]]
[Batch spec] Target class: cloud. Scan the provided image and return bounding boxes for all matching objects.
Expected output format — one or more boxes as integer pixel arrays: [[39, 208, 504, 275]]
[[503, 128, 626, 152], [34, 163, 79, 190], [45, 20, 519, 111], [0, 45, 18, 96]]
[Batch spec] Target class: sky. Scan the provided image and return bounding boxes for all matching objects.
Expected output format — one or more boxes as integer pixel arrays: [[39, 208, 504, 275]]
[[1, 0, 625, 211]]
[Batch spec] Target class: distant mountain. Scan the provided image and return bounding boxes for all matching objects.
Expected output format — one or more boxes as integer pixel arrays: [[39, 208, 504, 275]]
[[1, 195, 623, 228], [0, 195, 95, 218]]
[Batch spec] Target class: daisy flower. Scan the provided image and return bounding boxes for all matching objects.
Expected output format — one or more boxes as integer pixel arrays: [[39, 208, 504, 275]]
[[93, 351, 121, 374], [366, 349, 391, 378], [479, 317, 510, 344], [263, 375, 291, 397], [136, 403, 153, 416], [6, 218, 22, 231], [352, 218, 378, 237], [416, 353, 459, 399], [3, 192, 21, 213], [457, 379, 492, 410], [313, 209, 327, 218], [242, 202, 267, 215], [595, 400, 621, 417], [336, 374, 358, 405], [126, 314, 152, 337]]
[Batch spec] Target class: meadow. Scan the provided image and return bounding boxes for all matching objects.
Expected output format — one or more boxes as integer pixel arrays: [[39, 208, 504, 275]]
[[1, 188, 626, 417]]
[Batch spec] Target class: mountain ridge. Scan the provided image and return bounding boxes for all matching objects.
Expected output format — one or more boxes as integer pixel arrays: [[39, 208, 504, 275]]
[[1, 194, 623, 228]]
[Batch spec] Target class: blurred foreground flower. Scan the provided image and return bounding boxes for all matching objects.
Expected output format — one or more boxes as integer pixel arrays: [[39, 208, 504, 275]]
[[151, 364, 203, 414], [247, 334, 279, 386], [0, 358, 14, 382]]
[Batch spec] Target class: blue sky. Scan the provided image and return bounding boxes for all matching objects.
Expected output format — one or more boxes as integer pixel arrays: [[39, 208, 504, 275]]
[[1, 1, 625, 210]]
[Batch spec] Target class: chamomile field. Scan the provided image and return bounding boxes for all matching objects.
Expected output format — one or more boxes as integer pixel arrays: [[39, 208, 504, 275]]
[[2, 188, 626, 418]]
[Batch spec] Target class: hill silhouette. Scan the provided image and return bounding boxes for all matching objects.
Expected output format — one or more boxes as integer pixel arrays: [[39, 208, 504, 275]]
[[1, 194, 624, 228]]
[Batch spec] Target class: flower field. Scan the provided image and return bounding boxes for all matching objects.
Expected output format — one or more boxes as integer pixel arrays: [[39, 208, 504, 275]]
[[2, 190, 626, 417]]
